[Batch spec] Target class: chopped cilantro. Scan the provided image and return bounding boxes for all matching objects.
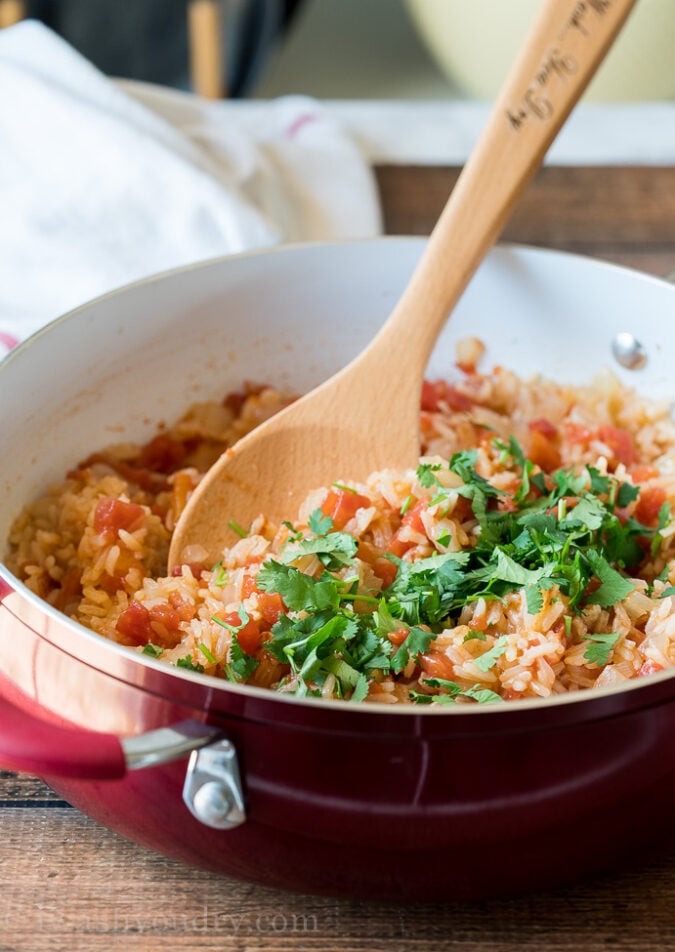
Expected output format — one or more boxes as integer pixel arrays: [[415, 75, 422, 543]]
[[474, 635, 508, 672], [463, 630, 487, 642], [584, 551, 635, 607], [176, 655, 205, 673], [587, 467, 611, 495], [228, 519, 249, 538], [332, 482, 360, 494], [212, 607, 252, 634], [257, 562, 340, 612], [282, 520, 304, 542], [583, 632, 621, 667], [226, 633, 259, 682], [617, 482, 640, 507], [218, 445, 672, 702], [308, 508, 333, 536], [142, 642, 163, 658], [400, 494, 413, 516], [463, 684, 504, 704], [212, 561, 227, 586], [198, 642, 217, 664], [391, 625, 434, 672], [416, 462, 443, 488], [279, 529, 358, 570], [412, 680, 504, 705], [659, 585, 675, 598]]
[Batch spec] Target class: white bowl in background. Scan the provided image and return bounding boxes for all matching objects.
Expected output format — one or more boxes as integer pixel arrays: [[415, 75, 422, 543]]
[[405, 0, 675, 101]]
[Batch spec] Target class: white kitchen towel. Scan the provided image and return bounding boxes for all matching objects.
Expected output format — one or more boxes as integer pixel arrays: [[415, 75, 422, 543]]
[[0, 21, 381, 355]]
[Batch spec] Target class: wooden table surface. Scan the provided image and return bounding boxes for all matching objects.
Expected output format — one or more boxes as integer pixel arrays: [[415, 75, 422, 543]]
[[3, 165, 675, 952]]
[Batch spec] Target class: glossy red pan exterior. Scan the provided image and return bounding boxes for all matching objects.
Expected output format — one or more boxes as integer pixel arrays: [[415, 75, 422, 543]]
[[1, 240, 674, 900]]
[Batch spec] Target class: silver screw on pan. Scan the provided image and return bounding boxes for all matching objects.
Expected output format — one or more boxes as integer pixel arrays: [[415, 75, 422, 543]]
[[182, 738, 247, 830], [612, 332, 647, 371], [192, 780, 237, 827]]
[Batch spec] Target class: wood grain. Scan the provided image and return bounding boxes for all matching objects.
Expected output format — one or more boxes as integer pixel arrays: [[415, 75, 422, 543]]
[[1, 791, 674, 952], [2, 164, 675, 950], [375, 165, 675, 275]]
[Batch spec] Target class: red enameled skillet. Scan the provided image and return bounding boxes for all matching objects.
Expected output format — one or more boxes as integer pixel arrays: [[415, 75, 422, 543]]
[[1, 240, 674, 900]]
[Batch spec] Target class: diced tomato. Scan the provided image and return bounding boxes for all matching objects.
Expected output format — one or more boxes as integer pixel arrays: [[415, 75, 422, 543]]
[[115, 599, 185, 648], [420, 380, 474, 412], [563, 422, 593, 444], [321, 489, 371, 530], [138, 434, 188, 474], [52, 568, 83, 611], [249, 651, 288, 689], [99, 573, 126, 594], [528, 430, 562, 473], [419, 649, 455, 680], [218, 611, 262, 655], [597, 424, 636, 468], [257, 592, 284, 627], [420, 379, 440, 412], [116, 600, 152, 645], [240, 574, 285, 625], [372, 557, 398, 588], [635, 486, 667, 527], [629, 464, 660, 483], [93, 498, 145, 537], [388, 500, 428, 556], [387, 627, 410, 647], [528, 417, 558, 439], [147, 604, 184, 647], [223, 381, 266, 417], [170, 561, 206, 578], [168, 591, 196, 623], [241, 574, 258, 598], [75, 452, 168, 493], [637, 660, 664, 678], [440, 383, 474, 412]]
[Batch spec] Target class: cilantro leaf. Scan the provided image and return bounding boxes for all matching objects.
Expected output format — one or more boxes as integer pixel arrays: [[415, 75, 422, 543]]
[[585, 551, 635, 607], [257, 562, 340, 612], [278, 530, 358, 569], [424, 677, 463, 696], [198, 642, 217, 664], [561, 494, 606, 531], [587, 467, 611, 495], [583, 631, 621, 667], [474, 635, 508, 672], [616, 482, 640, 507], [226, 633, 259, 682], [391, 626, 434, 672], [142, 643, 163, 658], [462, 684, 504, 704], [212, 607, 251, 634], [176, 655, 205, 673], [351, 672, 370, 703], [308, 508, 333, 536], [416, 462, 442, 488], [463, 630, 487, 642]]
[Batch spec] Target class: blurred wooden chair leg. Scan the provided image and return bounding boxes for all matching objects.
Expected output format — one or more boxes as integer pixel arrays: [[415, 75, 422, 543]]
[[0, 0, 26, 28], [188, 0, 227, 99]]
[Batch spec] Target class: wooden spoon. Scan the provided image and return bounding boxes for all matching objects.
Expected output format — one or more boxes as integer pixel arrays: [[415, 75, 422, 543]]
[[169, 0, 636, 569]]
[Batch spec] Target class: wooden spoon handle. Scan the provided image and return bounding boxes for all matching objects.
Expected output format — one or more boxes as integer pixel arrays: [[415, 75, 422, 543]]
[[362, 0, 637, 376]]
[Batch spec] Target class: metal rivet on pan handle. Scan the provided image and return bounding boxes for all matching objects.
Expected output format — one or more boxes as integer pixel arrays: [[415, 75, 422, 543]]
[[182, 738, 246, 830], [611, 332, 647, 371]]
